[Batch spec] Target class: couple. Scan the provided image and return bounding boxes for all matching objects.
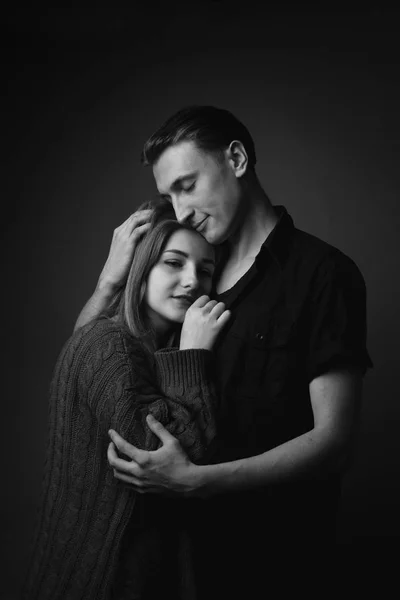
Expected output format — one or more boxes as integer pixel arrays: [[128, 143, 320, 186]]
[[23, 105, 372, 600]]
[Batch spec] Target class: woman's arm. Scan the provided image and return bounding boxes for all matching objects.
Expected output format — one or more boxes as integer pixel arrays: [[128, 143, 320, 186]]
[[80, 321, 217, 462]]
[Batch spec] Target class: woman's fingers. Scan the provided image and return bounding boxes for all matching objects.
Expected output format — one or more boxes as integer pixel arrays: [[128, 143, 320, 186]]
[[204, 300, 219, 312], [190, 295, 210, 309], [209, 301, 227, 318], [216, 309, 231, 328]]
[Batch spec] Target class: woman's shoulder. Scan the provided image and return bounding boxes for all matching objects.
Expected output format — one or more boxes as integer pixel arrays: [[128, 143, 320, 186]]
[[63, 317, 143, 360], [51, 319, 154, 396]]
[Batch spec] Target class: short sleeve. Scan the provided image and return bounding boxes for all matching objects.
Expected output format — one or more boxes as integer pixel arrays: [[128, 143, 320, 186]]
[[307, 251, 373, 382]]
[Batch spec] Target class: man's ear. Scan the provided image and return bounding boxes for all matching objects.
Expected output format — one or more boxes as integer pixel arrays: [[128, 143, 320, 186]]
[[226, 140, 249, 178]]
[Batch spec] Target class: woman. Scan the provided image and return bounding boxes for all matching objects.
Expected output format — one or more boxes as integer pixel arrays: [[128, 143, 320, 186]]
[[22, 209, 230, 600]]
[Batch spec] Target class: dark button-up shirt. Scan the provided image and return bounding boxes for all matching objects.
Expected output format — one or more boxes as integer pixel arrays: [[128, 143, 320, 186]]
[[181, 207, 373, 595], [211, 205, 373, 463], [182, 206, 373, 585], [143, 205, 373, 595]]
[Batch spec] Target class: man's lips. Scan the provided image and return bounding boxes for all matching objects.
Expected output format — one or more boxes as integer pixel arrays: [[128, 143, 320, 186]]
[[193, 217, 207, 232]]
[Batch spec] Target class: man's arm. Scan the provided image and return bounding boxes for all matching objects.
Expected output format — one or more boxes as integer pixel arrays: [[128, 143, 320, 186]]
[[193, 368, 362, 495], [74, 210, 152, 332], [74, 279, 118, 332], [108, 368, 362, 497]]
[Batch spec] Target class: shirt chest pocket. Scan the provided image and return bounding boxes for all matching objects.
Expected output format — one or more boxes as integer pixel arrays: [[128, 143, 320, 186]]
[[227, 317, 297, 398]]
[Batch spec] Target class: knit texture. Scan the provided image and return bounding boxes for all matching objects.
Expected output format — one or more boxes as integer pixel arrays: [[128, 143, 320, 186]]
[[22, 318, 218, 600]]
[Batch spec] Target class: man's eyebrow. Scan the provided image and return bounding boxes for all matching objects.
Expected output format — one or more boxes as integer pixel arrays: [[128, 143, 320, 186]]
[[163, 249, 215, 265]]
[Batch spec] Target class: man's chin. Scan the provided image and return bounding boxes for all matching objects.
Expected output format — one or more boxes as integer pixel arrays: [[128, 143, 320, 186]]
[[201, 227, 217, 244], [204, 230, 226, 245]]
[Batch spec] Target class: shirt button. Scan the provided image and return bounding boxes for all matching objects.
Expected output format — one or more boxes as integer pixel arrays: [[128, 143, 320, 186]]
[[255, 333, 265, 341]]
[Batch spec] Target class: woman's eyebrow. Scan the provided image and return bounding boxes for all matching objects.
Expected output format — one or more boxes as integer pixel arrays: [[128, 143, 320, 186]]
[[163, 249, 215, 265]]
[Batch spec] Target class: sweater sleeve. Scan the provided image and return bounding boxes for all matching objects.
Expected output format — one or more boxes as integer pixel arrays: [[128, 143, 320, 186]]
[[77, 321, 217, 462]]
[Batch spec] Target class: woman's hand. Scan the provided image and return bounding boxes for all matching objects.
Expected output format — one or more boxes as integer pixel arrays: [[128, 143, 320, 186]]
[[98, 210, 152, 293], [179, 295, 231, 351]]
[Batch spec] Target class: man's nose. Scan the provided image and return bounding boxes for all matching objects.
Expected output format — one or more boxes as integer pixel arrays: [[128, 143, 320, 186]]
[[172, 198, 194, 224]]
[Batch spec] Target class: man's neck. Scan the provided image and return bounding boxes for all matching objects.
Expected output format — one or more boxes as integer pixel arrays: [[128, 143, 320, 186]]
[[215, 184, 279, 295], [226, 185, 278, 265]]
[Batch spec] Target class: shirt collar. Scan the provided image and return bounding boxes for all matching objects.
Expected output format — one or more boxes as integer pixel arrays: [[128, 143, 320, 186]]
[[256, 205, 295, 269]]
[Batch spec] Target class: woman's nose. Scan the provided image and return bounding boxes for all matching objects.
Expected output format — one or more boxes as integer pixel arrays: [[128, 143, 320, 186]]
[[181, 266, 199, 289]]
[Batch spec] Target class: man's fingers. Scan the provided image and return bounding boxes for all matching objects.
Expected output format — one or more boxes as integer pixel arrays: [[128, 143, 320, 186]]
[[131, 222, 152, 240], [146, 414, 179, 445], [129, 209, 153, 225], [112, 469, 163, 494], [129, 210, 153, 229], [108, 430, 148, 463], [107, 442, 143, 476], [117, 210, 152, 232], [113, 469, 145, 487]]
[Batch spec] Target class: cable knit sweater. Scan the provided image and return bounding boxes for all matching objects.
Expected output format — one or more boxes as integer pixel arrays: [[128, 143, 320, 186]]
[[22, 318, 218, 600]]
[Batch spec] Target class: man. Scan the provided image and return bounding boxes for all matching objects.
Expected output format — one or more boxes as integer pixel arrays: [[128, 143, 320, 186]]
[[76, 106, 372, 595]]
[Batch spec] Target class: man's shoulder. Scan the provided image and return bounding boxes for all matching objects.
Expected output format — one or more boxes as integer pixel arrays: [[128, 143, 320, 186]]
[[292, 226, 340, 259], [291, 226, 363, 279]]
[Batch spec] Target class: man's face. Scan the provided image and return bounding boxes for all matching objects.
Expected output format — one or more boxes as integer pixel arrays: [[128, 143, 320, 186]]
[[153, 140, 243, 245]]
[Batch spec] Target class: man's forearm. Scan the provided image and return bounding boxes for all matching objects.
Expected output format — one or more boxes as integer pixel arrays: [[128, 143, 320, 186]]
[[74, 281, 118, 332], [192, 426, 346, 498]]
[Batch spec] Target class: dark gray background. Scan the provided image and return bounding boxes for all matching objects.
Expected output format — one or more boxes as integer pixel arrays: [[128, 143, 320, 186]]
[[3, 4, 400, 598]]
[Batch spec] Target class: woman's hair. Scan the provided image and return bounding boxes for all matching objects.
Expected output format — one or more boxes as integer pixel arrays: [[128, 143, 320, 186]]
[[141, 105, 257, 170], [105, 202, 207, 342]]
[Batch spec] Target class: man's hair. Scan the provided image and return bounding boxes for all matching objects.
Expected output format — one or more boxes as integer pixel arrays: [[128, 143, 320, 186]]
[[105, 204, 204, 343], [141, 105, 257, 169]]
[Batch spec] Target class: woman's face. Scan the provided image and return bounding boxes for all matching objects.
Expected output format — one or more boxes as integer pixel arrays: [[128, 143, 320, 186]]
[[145, 228, 215, 333]]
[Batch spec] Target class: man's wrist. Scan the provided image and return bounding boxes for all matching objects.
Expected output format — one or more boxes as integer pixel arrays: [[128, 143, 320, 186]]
[[96, 276, 120, 297], [187, 463, 228, 498]]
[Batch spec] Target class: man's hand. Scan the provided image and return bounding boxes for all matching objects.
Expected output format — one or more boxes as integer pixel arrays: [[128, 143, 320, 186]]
[[99, 210, 152, 293], [74, 210, 153, 331], [107, 414, 199, 496]]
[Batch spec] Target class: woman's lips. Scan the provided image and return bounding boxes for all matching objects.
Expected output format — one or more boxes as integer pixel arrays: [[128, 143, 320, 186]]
[[173, 295, 195, 305]]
